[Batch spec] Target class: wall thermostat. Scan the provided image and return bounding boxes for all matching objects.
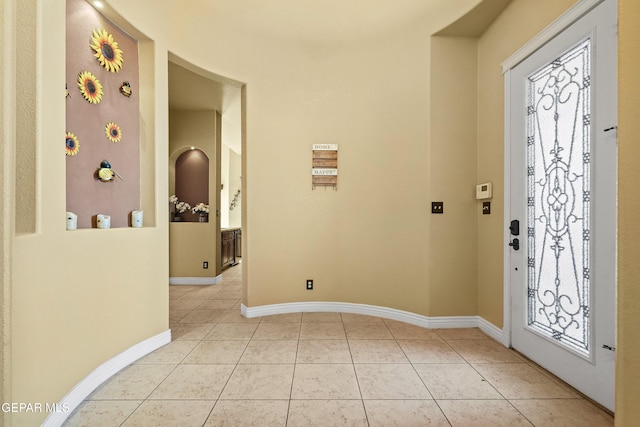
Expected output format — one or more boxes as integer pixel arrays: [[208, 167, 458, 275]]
[[476, 182, 492, 200]]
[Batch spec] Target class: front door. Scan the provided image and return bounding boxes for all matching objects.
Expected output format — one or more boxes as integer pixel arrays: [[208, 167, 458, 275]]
[[507, 0, 617, 411]]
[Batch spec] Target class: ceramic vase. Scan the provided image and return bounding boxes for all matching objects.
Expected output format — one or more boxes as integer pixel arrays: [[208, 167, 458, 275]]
[[97, 214, 111, 229], [66, 212, 77, 230], [132, 210, 143, 228]]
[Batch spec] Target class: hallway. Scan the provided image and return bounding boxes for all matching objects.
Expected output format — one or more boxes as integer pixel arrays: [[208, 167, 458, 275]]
[[64, 263, 613, 426]]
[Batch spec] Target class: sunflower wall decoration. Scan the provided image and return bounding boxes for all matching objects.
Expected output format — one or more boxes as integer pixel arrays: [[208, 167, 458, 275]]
[[105, 122, 122, 143], [66, 131, 80, 156], [77, 71, 103, 104], [90, 28, 124, 73]]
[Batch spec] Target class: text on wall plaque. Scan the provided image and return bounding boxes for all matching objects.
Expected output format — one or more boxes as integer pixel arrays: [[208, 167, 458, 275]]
[[312, 144, 338, 190]]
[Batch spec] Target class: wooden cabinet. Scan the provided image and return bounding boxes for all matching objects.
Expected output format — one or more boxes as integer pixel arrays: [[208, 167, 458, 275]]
[[221, 228, 241, 270], [235, 229, 242, 258]]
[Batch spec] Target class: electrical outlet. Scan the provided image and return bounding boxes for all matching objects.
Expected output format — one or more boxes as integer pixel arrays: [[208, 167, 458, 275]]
[[431, 201, 444, 214], [306, 279, 313, 290], [203, 261, 208, 269]]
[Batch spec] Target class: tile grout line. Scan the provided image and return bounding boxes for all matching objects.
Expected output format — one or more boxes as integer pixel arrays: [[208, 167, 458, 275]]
[[393, 324, 455, 427], [120, 280, 229, 426], [338, 314, 370, 426], [283, 316, 304, 426], [70, 268, 611, 425], [165, 276, 243, 425], [196, 283, 245, 426]]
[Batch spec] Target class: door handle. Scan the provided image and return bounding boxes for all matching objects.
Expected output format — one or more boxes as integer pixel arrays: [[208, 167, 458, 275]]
[[509, 238, 520, 251], [510, 219, 520, 236]]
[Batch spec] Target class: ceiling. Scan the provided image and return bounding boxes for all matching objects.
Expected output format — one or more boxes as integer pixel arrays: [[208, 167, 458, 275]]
[[239, 0, 466, 42], [175, 0, 487, 45], [435, 0, 512, 37], [168, 61, 242, 154], [166, 0, 513, 155]]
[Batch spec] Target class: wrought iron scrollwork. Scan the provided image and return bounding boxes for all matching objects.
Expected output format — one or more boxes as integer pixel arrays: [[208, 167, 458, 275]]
[[526, 38, 591, 355]]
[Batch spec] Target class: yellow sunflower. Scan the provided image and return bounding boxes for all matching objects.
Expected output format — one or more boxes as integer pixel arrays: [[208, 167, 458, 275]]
[[105, 122, 122, 143], [77, 71, 103, 104], [65, 131, 80, 156], [90, 29, 124, 73]]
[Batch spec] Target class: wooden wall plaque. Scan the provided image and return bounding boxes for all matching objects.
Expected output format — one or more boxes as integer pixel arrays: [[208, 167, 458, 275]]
[[312, 144, 338, 190]]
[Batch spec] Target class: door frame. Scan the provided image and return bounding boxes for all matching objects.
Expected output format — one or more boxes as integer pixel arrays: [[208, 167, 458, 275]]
[[502, 0, 606, 346]]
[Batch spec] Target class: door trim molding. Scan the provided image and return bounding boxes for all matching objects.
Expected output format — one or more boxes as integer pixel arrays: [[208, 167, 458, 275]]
[[503, 71, 513, 347], [502, 0, 605, 349], [501, 0, 604, 73]]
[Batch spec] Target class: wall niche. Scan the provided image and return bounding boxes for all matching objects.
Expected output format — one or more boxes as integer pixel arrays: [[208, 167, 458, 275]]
[[173, 149, 210, 222], [65, 0, 140, 229]]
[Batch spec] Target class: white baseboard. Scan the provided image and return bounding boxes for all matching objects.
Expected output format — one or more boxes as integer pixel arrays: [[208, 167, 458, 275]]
[[42, 329, 171, 427], [241, 302, 508, 346], [169, 275, 222, 285], [477, 315, 510, 346]]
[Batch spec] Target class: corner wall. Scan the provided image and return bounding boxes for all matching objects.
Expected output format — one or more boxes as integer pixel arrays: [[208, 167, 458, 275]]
[[167, 1, 498, 318], [169, 110, 220, 278], [1, 0, 15, 423], [5, 0, 171, 424], [228, 149, 242, 229], [429, 36, 479, 317], [476, 0, 578, 327], [616, 0, 640, 422], [14, 0, 36, 234]]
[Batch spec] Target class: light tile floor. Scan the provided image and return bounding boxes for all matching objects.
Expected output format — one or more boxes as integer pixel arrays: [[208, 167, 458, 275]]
[[65, 263, 614, 426]]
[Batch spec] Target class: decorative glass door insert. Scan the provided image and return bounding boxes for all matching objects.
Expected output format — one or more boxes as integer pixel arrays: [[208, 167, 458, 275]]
[[526, 38, 591, 356]]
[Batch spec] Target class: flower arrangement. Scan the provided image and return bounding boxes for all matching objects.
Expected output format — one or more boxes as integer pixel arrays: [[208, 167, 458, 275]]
[[175, 201, 191, 214], [192, 202, 210, 216], [169, 195, 191, 214]]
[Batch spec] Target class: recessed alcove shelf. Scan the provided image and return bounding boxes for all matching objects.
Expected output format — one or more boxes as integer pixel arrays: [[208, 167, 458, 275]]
[[172, 148, 210, 223], [65, 0, 142, 229]]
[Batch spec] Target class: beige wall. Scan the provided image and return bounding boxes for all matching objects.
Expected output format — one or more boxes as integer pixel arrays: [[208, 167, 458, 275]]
[[221, 144, 230, 227], [228, 148, 242, 229], [3, 0, 171, 424], [221, 145, 242, 229], [220, 145, 242, 228], [1, 0, 11, 420], [617, 0, 640, 422], [429, 36, 479, 316], [168, 0, 486, 315], [169, 110, 220, 277], [3, 0, 639, 424], [476, 0, 578, 327], [14, 0, 36, 234], [241, 26, 430, 311], [169, 223, 217, 277]]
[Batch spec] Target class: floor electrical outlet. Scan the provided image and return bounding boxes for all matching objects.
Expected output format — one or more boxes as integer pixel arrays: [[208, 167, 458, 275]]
[[306, 279, 313, 290]]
